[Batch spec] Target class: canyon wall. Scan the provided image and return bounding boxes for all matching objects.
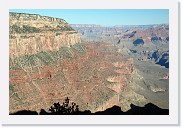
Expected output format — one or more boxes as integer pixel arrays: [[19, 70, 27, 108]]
[[9, 12, 81, 58]]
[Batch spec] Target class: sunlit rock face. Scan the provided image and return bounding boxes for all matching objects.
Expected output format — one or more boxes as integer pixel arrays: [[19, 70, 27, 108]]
[[9, 12, 81, 59]]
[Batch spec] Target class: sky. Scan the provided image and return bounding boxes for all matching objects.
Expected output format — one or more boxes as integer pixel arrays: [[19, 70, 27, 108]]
[[10, 9, 169, 26]]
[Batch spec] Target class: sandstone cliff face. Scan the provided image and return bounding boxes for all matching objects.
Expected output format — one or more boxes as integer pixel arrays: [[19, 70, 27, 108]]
[[9, 12, 81, 58]]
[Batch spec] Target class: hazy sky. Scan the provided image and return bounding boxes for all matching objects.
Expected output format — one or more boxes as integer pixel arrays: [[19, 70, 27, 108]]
[[10, 9, 169, 26]]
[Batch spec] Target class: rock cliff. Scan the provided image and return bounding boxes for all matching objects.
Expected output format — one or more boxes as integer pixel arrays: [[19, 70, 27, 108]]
[[9, 12, 81, 58]]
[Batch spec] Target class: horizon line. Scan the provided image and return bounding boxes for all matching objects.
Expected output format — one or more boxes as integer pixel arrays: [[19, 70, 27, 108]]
[[9, 10, 169, 26]]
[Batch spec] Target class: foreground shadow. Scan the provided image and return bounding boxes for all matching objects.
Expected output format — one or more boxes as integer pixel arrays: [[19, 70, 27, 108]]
[[10, 103, 169, 115], [11, 110, 38, 115]]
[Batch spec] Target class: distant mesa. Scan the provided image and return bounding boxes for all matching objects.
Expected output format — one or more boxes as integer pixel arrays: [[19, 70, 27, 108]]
[[71, 24, 169, 44]]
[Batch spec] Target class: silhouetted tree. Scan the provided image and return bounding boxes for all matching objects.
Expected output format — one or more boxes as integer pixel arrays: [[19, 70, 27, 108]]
[[48, 97, 79, 114], [10, 97, 169, 115]]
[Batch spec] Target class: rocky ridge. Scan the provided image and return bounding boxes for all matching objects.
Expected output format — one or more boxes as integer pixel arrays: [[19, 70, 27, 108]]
[[9, 12, 81, 58]]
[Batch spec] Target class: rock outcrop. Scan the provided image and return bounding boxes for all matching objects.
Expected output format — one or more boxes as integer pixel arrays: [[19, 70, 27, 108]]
[[9, 12, 81, 58]]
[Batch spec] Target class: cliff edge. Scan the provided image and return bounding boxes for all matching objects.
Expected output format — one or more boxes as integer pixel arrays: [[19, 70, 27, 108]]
[[9, 12, 81, 58]]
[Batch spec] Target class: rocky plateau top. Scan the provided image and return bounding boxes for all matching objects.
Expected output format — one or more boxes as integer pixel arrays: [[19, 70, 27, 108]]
[[9, 12, 81, 58]]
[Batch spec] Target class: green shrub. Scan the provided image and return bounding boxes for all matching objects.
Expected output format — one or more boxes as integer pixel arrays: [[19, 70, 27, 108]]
[[10, 25, 42, 34]]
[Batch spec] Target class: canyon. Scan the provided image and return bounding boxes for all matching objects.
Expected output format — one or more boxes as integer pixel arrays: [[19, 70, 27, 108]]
[[9, 13, 169, 114]]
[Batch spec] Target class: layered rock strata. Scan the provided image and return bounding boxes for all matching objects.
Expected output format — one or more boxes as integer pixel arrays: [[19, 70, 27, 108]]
[[9, 12, 81, 58]]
